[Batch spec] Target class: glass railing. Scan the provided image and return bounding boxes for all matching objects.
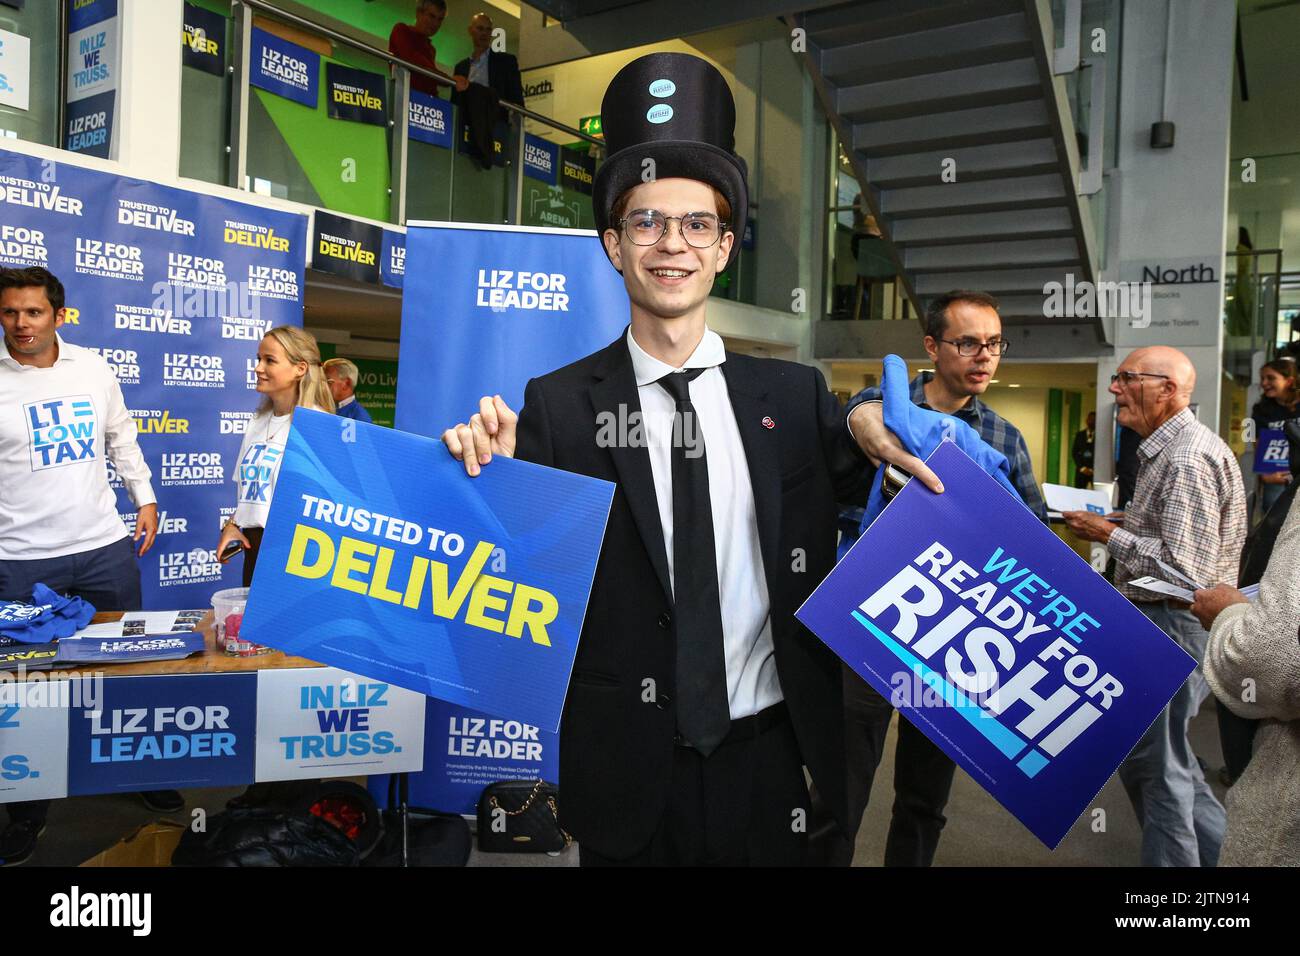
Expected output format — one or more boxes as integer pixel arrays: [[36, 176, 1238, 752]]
[[179, 0, 605, 233], [823, 137, 909, 322], [1224, 249, 1283, 384]]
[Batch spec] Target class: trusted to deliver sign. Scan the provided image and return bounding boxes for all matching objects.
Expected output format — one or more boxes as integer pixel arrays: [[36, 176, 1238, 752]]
[[241, 409, 614, 733], [797, 441, 1196, 848]]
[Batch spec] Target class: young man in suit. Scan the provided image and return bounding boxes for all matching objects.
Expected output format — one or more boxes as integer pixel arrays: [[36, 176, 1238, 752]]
[[441, 53, 940, 865]]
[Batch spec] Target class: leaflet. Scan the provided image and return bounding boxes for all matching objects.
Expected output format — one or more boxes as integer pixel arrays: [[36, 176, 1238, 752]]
[[75, 610, 207, 639]]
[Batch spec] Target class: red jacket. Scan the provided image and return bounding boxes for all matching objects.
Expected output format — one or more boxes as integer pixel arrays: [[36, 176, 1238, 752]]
[[388, 23, 442, 96]]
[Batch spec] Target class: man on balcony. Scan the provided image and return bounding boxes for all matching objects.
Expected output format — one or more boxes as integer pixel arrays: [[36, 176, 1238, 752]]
[[389, 0, 466, 97]]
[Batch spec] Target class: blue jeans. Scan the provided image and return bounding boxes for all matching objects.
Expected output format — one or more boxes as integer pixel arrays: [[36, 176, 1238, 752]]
[[1118, 602, 1226, 867]]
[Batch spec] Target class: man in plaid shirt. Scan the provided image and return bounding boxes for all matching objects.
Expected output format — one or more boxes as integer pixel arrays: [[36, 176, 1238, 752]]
[[1066, 346, 1246, 867], [836, 290, 1046, 866]]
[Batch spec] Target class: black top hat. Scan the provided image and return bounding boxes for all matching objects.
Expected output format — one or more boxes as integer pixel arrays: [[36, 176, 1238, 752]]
[[592, 52, 748, 271]]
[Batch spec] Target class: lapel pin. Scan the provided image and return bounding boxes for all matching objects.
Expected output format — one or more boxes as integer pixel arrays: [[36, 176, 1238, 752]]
[[762, 416, 775, 429]]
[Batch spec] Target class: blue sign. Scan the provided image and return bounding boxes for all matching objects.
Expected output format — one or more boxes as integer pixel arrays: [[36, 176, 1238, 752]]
[[407, 90, 453, 149], [67, 0, 116, 33], [370, 699, 559, 814], [381, 230, 405, 289], [0, 148, 307, 610], [67, 673, 257, 794], [1253, 428, 1289, 474], [241, 409, 614, 732], [395, 224, 628, 435], [250, 27, 319, 109], [64, 91, 115, 158], [796, 441, 1197, 848], [523, 134, 558, 186]]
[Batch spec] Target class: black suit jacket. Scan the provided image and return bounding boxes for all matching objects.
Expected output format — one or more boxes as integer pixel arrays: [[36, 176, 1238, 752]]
[[515, 332, 873, 859], [453, 51, 524, 108]]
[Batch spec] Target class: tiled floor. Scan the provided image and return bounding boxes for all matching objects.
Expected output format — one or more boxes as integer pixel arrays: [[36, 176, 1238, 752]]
[[8, 705, 1227, 867]]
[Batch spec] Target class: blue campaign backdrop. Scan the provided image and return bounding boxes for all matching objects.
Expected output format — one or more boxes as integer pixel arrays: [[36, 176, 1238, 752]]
[[797, 441, 1197, 849], [241, 409, 613, 733], [0, 148, 307, 610]]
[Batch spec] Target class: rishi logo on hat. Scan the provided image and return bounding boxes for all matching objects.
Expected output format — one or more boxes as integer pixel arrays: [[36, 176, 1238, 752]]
[[648, 79, 676, 98], [646, 104, 673, 124]]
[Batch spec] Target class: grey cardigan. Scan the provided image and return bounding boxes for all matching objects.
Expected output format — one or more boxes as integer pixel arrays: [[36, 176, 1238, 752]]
[[1203, 496, 1300, 866]]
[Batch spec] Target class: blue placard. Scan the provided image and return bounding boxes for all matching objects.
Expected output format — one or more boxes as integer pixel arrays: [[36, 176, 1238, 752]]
[[250, 27, 319, 109], [381, 230, 405, 289], [57, 631, 206, 664], [407, 90, 453, 149], [796, 441, 1197, 849], [370, 699, 559, 814], [240, 409, 614, 732], [523, 134, 558, 186], [64, 90, 115, 158], [67, 0, 116, 33], [394, 225, 628, 435], [67, 673, 257, 794], [1253, 428, 1289, 474]]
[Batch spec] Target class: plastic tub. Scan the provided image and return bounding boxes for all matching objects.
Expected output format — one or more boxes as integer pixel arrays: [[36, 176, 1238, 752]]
[[211, 587, 270, 657]]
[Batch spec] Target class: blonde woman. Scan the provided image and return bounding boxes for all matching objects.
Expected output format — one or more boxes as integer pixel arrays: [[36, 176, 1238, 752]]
[[217, 326, 334, 586]]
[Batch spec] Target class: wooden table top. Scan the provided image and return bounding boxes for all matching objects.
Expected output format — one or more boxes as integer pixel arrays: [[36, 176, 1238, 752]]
[[0, 610, 325, 679]]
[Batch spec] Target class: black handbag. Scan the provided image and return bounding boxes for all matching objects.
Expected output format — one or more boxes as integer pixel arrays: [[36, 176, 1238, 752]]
[[475, 779, 572, 853]]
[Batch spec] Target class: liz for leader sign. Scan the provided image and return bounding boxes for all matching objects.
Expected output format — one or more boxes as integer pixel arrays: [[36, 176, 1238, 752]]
[[797, 442, 1196, 848]]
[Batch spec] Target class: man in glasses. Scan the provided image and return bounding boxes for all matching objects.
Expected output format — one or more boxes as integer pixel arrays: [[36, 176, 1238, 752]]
[[1063, 346, 1245, 867], [836, 289, 1047, 868]]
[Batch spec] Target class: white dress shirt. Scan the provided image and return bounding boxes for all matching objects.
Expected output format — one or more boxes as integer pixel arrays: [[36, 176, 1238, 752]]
[[626, 326, 782, 719], [0, 334, 156, 560]]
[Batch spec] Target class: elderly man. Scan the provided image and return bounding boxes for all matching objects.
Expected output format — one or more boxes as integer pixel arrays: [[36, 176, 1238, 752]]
[[323, 358, 373, 424], [1064, 346, 1246, 867]]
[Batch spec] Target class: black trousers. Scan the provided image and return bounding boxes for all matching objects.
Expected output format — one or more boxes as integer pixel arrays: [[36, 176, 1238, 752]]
[[240, 526, 264, 588], [1215, 703, 1260, 784], [846, 673, 957, 867], [579, 703, 810, 866]]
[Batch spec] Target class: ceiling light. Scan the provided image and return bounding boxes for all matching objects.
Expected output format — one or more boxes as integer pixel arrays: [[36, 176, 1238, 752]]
[[1008, 384, 1021, 388]]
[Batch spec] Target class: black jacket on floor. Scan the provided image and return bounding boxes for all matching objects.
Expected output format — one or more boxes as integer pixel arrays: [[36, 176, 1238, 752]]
[[514, 332, 873, 859]]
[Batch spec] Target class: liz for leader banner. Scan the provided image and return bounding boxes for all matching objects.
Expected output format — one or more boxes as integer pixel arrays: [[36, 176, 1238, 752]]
[[0, 147, 307, 610], [241, 409, 614, 733], [797, 441, 1197, 849], [394, 222, 628, 434]]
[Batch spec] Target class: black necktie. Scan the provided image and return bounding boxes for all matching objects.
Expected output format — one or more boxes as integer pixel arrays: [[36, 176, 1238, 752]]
[[657, 368, 730, 755]]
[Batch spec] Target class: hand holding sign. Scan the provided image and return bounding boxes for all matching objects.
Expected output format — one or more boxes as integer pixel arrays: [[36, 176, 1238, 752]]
[[442, 394, 517, 476], [846, 401, 944, 494], [797, 441, 1196, 848]]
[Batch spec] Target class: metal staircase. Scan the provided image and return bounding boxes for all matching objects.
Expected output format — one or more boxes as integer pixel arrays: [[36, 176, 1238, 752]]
[[795, 0, 1098, 328]]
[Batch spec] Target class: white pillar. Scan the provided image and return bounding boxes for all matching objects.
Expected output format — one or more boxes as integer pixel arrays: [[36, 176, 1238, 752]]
[[116, 0, 185, 181]]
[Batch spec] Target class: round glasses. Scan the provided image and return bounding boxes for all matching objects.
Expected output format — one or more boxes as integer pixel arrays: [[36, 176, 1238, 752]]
[[615, 209, 727, 248]]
